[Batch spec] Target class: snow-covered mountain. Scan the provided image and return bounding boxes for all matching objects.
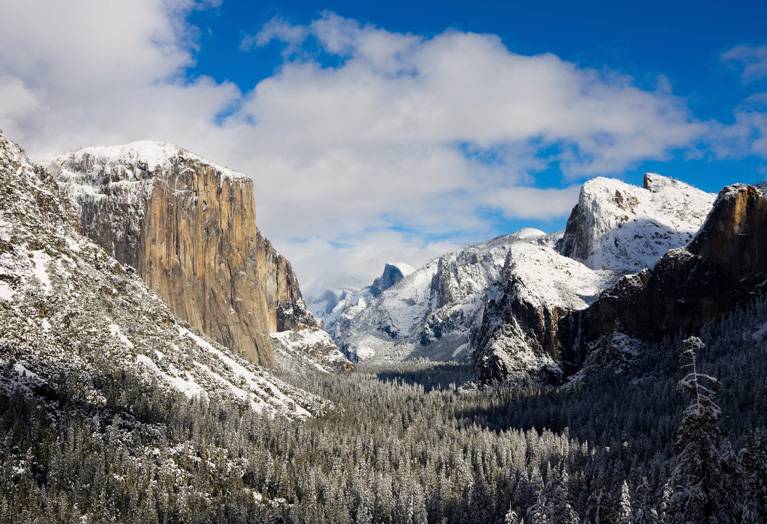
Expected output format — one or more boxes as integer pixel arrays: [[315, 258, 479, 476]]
[[308, 262, 413, 348], [313, 175, 716, 379], [472, 241, 615, 382], [48, 141, 351, 374], [312, 229, 553, 362], [0, 131, 324, 417], [558, 182, 767, 372], [557, 173, 715, 271]]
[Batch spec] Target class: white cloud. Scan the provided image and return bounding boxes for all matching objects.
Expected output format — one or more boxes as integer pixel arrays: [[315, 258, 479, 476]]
[[285, 232, 461, 295], [481, 185, 583, 220], [710, 111, 767, 158], [708, 46, 767, 160], [0, 6, 705, 293], [722, 45, 767, 82], [242, 17, 308, 51]]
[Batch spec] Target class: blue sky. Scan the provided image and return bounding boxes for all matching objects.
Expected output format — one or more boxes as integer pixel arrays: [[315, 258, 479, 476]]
[[185, 0, 767, 233], [2, 1, 767, 292]]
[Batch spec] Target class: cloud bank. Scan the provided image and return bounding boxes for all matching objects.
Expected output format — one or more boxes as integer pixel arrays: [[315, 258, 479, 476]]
[[0, 2, 747, 293]]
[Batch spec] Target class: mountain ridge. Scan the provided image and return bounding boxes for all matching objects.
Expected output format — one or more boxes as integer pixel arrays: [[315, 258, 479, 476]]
[[312, 174, 718, 383]]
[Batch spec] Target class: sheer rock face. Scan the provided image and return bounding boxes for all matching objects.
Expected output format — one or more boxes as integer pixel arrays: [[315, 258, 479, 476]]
[[0, 131, 323, 418], [558, 184, 767, 370], [48, 143, 316, 368]]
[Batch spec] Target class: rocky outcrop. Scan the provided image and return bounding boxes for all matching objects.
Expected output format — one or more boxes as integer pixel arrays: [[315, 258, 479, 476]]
[[557, 174, 714, 272], [370, 263, 411, 297], [270, 329, 356, 374], [558, 183, 767, 371], [472, 243, 613, 383], [48, 142, 316, 368], [0, 131, 322, 418]]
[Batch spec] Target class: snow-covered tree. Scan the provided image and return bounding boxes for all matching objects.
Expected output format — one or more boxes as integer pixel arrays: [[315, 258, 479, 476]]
[[668, 337, 736, 523], [528, 466, 580, 524], [616, 480, 632, 523], [633, 477, 659, 524], [505, 506, 523, 524]]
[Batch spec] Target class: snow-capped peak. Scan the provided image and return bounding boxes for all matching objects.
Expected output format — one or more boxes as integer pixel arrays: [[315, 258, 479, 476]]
[[557, 173, 715, 272]]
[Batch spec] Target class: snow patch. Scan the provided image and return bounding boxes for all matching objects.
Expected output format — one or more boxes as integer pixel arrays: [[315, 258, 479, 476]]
[[58, 141, 248, 181], [14, 362, 42, 382], [136, 354, 205, 400], [31, 250, 52, 294], [0, 281, 14, 301], [514, 227, 546, 239], [109, 323, 134, 349]]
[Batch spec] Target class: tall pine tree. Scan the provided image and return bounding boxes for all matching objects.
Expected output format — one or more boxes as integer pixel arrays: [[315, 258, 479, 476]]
[[668, 337, 736, 523]]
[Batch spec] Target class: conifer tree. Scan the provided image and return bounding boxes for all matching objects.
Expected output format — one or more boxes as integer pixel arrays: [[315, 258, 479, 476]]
[[616, 480, 632, 524], [668, 337, 736, 523]]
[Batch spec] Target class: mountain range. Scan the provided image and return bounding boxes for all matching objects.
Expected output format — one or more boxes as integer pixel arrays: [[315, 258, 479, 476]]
[[8, 128, 767, 392], [310, 173, 728, 384]]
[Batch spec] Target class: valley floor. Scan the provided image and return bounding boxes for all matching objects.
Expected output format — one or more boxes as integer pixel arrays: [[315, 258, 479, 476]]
[[2, 304, 767, 523]]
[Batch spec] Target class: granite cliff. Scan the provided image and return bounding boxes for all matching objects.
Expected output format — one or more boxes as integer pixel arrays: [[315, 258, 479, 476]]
[[0, 131, 322, 417], [48, 142, 318, 368]]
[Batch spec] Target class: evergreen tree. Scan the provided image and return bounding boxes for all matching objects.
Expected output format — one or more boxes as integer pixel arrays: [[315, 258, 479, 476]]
[[505, 506, 523, 524], [617, 480, 632, 524], [668, 337, 736, 523], [528, 466, 580, 524], [738, 430, 767, 523], [633, 477, 659, 524]]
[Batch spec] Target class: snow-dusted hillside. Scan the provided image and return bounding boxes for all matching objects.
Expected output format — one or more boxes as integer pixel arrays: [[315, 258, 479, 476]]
[[270, 328, 355, 374], [557, 173, 715, 272], [0, 131, 324, 418]]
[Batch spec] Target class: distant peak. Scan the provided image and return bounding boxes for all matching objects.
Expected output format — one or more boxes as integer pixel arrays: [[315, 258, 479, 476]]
[[370, 263, 412, 297]]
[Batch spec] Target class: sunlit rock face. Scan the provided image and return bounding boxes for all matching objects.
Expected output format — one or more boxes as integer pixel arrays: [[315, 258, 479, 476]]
[[49, 142, 317, 367], [0, 131, 323, 418]]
